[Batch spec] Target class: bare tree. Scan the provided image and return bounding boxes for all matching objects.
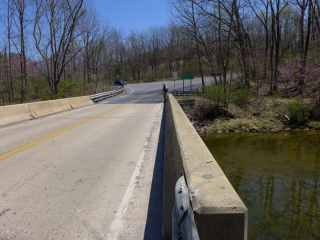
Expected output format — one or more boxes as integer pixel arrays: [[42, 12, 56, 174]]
[[11, 0, 29, 103], [106, 28, 126, 80], [33, 0, 86, 96], [79, 6, 107, 87], [162, 26, 175, 77], [0, 0, 15, 104], [127, 31, 148, 80], [247, 0, 270, 80], [146, 27, 163, 78], [188, 0, 244, 105], [170, 0, 206, 92], [292, 0, 312, 94]]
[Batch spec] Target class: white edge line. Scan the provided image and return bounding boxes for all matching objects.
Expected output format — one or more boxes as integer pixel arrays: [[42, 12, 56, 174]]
[[126, 86, 134, 94], [106, 103, 162, 239], [106, 142, 147, 239]]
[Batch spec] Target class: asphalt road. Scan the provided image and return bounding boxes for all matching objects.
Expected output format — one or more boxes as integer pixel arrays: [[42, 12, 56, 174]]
[[0, 78, 210, 240]]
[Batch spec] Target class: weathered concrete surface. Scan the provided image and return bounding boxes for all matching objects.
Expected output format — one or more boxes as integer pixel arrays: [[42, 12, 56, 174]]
[[162, 96, 183, 240], [0, 96, 164, 239], [0, 96, 94, 127], [28, 98, 72, 118], [163, 94, 248, 240], [69, 96, 93, 109], [0, 104, 33, 127]]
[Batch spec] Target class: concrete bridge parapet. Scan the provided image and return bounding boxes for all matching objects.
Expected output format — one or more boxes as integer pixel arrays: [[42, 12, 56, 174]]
[[163, 94, 248, 240]]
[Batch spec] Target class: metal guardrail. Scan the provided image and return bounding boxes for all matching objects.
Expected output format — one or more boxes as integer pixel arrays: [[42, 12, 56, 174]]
[[173, 175, 200, 240], [172, 91, 202, 97], [89, 87, 124, 103]]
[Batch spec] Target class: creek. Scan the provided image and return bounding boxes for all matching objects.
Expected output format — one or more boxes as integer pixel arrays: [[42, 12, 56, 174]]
[[202, 130, 320, 240]]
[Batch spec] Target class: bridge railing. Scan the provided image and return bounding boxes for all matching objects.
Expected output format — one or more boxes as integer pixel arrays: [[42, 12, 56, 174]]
[[171, 90, 202, 97], [90, 87, 124, 103], [163, 94, 248, 240]]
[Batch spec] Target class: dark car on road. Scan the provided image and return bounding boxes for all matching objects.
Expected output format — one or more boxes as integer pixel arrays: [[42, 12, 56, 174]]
[[114, 80, 126, 86]]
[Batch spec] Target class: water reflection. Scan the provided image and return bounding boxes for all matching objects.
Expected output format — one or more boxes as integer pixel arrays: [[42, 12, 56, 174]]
[[202, 131, 320, 240]]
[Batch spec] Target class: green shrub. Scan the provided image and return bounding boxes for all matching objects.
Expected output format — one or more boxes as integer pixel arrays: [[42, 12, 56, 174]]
[[34, 79, 51, 101], [232, 87, 253, 106], [54, 80, 78, 99], [288, 99, 309, 126], [204, 84, 228, 103], [309, 102, 320, 121]]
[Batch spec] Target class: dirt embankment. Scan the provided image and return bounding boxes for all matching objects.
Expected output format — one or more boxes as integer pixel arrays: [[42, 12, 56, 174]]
[[177, 97, 320, 135]]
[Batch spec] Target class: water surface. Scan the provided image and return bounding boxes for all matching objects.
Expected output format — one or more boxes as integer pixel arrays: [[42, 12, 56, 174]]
[[202, 131, 320, 240]]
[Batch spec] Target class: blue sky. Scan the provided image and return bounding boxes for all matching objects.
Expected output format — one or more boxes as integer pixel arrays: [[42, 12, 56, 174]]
[[92, 0, 171, 34]]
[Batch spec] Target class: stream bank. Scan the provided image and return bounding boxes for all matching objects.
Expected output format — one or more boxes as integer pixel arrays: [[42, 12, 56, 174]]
[[177, 97, 320, 135]]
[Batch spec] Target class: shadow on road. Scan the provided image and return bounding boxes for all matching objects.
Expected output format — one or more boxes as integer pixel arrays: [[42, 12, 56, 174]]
[[143, 103, 166, 240]]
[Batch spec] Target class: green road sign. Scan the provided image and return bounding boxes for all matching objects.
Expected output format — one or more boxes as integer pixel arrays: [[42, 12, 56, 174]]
[[180, 75, 194, 80]]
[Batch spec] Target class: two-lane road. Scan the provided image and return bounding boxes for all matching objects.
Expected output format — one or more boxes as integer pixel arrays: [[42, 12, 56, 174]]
[[0, 78, 210, 239]]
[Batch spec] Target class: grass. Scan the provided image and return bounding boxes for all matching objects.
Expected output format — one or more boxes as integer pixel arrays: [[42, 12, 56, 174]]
[[178, 92, 320, 134]]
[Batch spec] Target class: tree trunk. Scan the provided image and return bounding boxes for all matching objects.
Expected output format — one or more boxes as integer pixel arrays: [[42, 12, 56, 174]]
[[191, 1, 205, 93]]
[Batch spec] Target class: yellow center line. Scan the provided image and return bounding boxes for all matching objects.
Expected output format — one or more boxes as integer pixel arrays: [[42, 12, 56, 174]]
[[0, 92, 157, 161], [0, 104, 126, 157]]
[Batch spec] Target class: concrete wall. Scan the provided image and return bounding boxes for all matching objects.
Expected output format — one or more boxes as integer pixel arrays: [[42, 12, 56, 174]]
[[163, 94, 248, 240], [0, 104, 33, 127], [69, 96, 94, 109], [29, 98, 72, 118], [0, 96, 93, 127]]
